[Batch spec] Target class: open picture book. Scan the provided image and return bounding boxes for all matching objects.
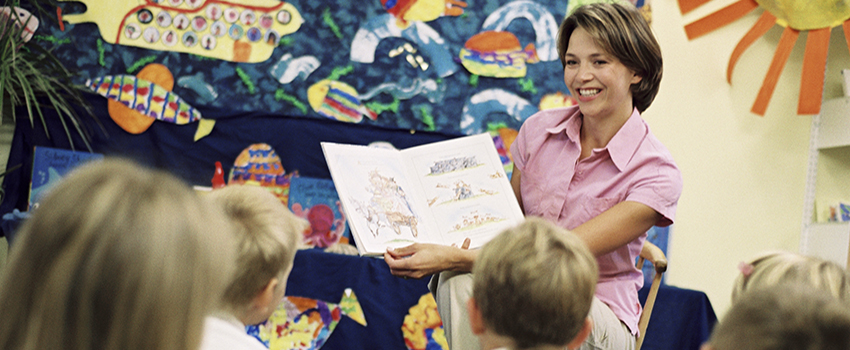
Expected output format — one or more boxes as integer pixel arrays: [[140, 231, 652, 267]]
[[322, 133, 525, 257]]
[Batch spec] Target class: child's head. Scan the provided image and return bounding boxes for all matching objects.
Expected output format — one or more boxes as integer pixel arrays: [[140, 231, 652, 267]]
[[732, 251, 850, 304], [703, 284, 850, 350], [0, 158, 235, 350], [469, 217, 598, 350], [557, 1, 662, 113], [206, 184, 308, 325]]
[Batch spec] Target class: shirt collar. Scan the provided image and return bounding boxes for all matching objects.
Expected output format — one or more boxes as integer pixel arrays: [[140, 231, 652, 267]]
[[544, 107, 646, 171], [606, 108, 646, 171], [544, 106, 582, 141]]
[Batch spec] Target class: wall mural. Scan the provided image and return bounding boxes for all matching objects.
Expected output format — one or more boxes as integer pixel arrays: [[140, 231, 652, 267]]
[[38, 0, 648, 139], [680, 0, 850, 115]]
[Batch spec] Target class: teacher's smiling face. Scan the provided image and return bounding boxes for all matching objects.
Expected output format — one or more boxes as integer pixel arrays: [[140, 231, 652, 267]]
[[563, 27, 642, 122]]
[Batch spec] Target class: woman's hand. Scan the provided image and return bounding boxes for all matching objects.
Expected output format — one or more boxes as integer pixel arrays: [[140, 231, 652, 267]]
[[384, 239, 475, 279]]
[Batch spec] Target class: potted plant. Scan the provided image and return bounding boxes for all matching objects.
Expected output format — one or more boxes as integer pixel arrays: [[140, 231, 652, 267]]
[[1, 0, 96, 150]]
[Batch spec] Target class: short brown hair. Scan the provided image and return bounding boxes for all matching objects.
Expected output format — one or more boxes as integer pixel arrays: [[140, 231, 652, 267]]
[[472, 217, 598, 349], [557, 2, 662, 113]]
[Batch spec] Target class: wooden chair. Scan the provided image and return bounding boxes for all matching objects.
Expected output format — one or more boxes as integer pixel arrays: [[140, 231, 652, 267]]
[[635, 241, 668, 350]]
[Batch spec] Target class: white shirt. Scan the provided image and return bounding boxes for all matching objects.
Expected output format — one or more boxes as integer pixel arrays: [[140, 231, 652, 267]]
[[199, 314, 268, 350]]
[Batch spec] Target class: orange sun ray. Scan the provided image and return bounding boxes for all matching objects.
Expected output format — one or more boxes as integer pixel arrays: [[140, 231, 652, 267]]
[[727, 11, 776, 83], [678, 0, 714, 15], [751, 26, 799, 115], [684, 0, 759, 40], [798, 27, 830, 115]]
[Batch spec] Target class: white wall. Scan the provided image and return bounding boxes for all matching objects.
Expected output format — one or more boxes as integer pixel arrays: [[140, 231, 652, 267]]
[[644, 0, 850, 317]]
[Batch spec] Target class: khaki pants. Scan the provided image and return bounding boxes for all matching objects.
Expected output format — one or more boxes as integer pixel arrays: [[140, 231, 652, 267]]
[[579, 297, 636, 350], [429, 271, 479, 350]]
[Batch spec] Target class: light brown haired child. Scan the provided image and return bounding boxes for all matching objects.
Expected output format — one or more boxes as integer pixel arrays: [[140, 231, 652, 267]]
[[468, 217, 598, 350], [200, 184, 308, 350]]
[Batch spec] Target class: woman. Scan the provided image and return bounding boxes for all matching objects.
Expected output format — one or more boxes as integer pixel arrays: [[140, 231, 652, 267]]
[[386, 3, 681, 349]]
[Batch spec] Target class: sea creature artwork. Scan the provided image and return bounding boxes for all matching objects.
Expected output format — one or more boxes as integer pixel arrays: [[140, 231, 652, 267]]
[[459, 89, 537, 135], [381, 0, 467, 28], [228, 143, 295, 206], [85, 63, 216, 140], [0, 6, 38, 42], [360, 77, 445, 104], [307, 79, 378, 123], [248, 288, 367, 350], [350, 14, 458, 78], [176, 72, 219, 105], [480, 0, 559, 62], [270, 53, 321, 84], [57, 0, 304, 63], [291, 201, 348, 248], [402, 293, 448, 350], [459, 30, 539, 78], [680, 0, 850, 115]]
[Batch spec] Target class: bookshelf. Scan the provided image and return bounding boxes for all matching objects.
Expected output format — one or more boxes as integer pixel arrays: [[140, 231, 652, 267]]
[[801, 97, 850, 267]]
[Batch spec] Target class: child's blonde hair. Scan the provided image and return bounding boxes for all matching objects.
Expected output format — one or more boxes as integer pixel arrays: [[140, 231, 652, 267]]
[[472, 217, 598, 349], [0, 158, 235, 350], [732, 251, 850, 303], [206, 184, 308, 313]]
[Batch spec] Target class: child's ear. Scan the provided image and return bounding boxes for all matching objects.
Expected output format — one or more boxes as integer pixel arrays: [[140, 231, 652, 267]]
[[466, 298, 485, 335], [566, 317, 592, 350], [254, 278, 280, 311]]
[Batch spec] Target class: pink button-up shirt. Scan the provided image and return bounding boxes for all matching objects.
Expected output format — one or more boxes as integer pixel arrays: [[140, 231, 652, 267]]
[[510, 105, 682, 334]]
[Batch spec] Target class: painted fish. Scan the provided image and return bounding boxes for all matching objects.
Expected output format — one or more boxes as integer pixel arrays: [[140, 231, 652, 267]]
[[459, 30, 539, 78], [229, 143, 293, 205], [86, 74, 201, 124], [248, 288, 367, 350], [381, 0, 466, 27], [0, 6, 38, 42], [58, 0, 303, 63], [307, 80, 378, 123]]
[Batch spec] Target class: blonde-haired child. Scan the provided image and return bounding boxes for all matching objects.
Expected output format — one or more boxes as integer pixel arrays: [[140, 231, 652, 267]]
[[0, 158, 235, 350], [200, 184, 309, 350], [732, 251, 850, 303]]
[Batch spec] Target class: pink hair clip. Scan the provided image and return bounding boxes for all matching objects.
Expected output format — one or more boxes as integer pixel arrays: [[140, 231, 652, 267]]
[[738, 261, 754, 277]]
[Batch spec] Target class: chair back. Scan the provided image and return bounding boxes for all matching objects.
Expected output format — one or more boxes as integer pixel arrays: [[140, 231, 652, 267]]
[[635, 241, 668, 350]]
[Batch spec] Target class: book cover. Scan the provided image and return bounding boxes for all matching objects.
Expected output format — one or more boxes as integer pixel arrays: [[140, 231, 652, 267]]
[[29, 146, 104, 210], [322, 133, 524, 257], [288, 176, 353, 249]]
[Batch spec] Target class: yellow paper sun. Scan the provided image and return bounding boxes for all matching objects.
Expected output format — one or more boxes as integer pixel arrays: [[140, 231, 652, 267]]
[[680, 0, 850, 115]]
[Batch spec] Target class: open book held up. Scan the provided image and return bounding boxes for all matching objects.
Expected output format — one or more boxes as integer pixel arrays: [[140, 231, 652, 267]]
[[322, 133, 524, 257]]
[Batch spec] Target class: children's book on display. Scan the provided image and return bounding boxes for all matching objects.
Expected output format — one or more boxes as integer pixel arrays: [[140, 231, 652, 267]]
[[29, 146, 104, 210], [322, 133, 524, 257]]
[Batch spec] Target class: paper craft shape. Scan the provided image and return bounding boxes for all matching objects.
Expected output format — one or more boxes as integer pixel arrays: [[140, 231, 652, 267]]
[[248, 288, 367, 350]]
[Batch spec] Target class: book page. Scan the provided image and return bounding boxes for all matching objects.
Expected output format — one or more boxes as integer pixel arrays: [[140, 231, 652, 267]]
[[401, 133, 524, 249], [322, 143, 440, 256]]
